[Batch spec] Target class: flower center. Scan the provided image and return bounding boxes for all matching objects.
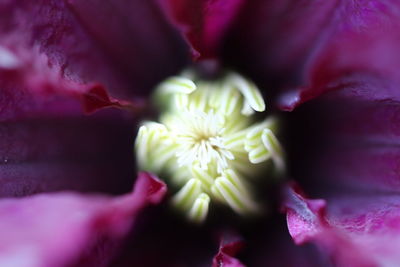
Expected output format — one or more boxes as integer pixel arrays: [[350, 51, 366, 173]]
[[135, 71, 284, 223], [169, 110, 233, 173]]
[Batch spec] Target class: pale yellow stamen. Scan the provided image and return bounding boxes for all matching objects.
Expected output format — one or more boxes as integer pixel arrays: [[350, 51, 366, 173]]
[[135, 71, 284, 223]]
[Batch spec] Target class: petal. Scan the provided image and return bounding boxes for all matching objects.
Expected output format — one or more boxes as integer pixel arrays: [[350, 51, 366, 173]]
[[0, 172, 166, 267], [284, 184, 400, 266], [0, 41, 136, 114], [0, 113, 137, 197], [241, 215, 330, 267], [1, 0, 186, 100], [159, 0, 244, 60], [226, 0, 400, 109], [110, 206, 218, 266], [212, 234, 245, 267], [288, 78, 400, 193], [0, 41, 137, 197]]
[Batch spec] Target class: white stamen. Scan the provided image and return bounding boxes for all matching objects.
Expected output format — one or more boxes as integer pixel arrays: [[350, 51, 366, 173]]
[[189, 193, 210, 223]]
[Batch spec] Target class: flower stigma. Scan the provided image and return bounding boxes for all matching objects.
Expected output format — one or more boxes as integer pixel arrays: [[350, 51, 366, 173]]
[[135, 71, 284, 223]]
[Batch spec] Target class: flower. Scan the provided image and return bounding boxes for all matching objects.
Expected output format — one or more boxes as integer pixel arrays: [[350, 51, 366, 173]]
[[1, 0, 400, 266]]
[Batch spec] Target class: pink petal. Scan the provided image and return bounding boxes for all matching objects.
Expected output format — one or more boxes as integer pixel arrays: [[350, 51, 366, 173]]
[[212, 234, 245, 267], [284, 184, 400, 266], [0, 172, 166, 267], [159, 0, 244, 60]]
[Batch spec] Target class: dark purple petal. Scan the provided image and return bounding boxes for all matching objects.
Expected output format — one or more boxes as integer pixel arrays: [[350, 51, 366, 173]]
[[277, 25, 400, 111], [0, 63, 136, 197], [159, 0, 244, 60], [243, 222, 330, 267], [284, 184, 400, 267], [0, 54, 137, 114], [226, 0, 400, 109], [312, 98, 400, 192], [0, 75, 135, 197], [110, 206, 219, 266], [0, 172, 166, 267], [288, 77, 400, 193], [0, 28, 141, 197], [1, 0, 186, 100], [0, 113, 138, 197]]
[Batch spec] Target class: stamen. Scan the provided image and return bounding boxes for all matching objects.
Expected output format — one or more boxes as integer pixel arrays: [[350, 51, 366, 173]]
[[189, 193, 210, 223], [135, 71, 284, 222], [226, 73, 266, 113]]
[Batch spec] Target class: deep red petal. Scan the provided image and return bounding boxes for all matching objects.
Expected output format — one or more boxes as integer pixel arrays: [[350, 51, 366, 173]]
[[159, 0, 244, 60], [0, 172, 166, 267]]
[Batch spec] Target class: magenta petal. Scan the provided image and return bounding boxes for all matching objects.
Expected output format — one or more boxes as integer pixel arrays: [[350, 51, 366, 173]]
[[212, 234, 245, 267], [0, 172, 166, 267], [159, 0, 244, 60], [284, 184, 400, 266]]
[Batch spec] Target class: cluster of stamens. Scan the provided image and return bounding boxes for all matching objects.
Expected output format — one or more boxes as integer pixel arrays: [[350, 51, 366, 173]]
[[135, 71, 284, 223]]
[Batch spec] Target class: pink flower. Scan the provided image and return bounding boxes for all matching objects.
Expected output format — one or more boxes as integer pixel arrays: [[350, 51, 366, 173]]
[[1, 0, 400, 266]]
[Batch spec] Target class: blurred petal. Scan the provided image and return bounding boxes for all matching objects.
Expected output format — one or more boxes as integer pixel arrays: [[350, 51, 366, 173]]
[[284, 184, 400, 267], [159, 0, 244, 60], [226, 0, 400, 109], [0, 0, 186, 100], [0, 172, 166, 267]]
